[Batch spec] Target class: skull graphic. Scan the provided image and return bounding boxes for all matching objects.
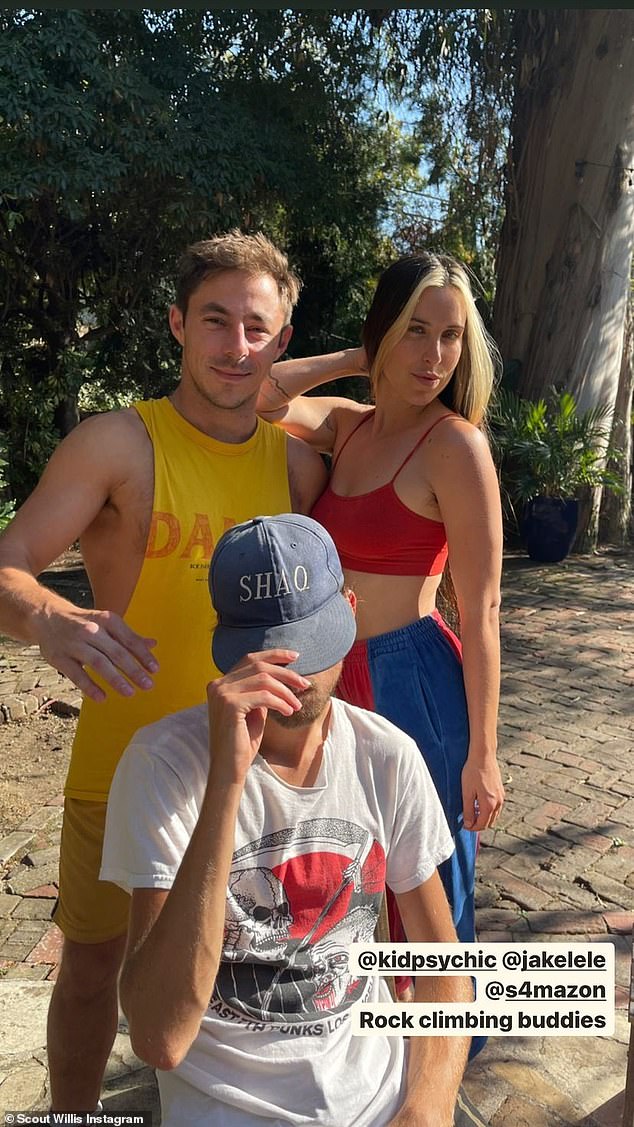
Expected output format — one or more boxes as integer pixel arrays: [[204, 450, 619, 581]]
[[308, 943, 350, 1012], [224, 867, 293, 958]]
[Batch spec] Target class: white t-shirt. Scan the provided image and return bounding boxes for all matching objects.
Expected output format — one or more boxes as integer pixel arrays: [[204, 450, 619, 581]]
[[101, 697, 454, 1127]]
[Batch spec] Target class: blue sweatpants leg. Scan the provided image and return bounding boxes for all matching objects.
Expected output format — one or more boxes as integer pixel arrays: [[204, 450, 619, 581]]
[[338, 614, 485, 1058]]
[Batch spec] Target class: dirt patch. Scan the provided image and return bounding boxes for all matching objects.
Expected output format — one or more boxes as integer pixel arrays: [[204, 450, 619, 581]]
[[0, 549, 86, 838], [0, 711, 75, 838]]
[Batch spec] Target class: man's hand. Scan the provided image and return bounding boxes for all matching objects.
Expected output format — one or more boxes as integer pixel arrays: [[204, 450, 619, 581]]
[[206, 650, 310, 784], [37, 604, 159, 702], [119, 654, 311, 1070]]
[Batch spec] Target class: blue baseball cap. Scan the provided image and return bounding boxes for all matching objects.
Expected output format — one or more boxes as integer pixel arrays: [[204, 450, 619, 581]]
[[209, 514, 357, 675]]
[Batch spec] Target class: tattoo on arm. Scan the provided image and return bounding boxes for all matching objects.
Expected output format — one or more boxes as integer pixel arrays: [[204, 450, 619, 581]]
[[266, 374, 291, 401]]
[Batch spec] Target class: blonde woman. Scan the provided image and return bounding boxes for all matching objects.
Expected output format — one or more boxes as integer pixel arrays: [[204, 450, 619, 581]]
[[258, 253, 504, 1013]]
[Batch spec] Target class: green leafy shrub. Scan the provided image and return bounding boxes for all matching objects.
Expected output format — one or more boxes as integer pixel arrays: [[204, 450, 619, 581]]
[[491, 386, 621, 510], [0, 440, 16, 530]]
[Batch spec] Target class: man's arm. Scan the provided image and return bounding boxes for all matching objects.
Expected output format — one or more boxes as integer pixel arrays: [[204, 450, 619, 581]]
[[118, 651, 311, 1070], [0, 413, 159, 700], [389, 873, 472, 1127]]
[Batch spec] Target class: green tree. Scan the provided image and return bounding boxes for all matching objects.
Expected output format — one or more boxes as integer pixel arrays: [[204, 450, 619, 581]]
[[0, 9, 417, 499], [372, 8, 633, 546], [367, 8, 515, 294]]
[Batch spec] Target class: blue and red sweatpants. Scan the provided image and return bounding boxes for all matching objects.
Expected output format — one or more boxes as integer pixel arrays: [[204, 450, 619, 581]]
[[337, 610, 477, 942], [337, 610, 485, 1059]]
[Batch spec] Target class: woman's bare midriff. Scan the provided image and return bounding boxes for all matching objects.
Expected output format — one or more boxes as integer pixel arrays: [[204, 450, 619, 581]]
[[343, 569, 443, 640]]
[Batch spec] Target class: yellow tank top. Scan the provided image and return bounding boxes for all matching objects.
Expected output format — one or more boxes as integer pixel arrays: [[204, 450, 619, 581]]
[[66, 397, 291, 800]]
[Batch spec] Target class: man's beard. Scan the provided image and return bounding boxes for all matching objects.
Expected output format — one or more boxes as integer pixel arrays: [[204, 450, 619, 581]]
[[194, 382, 256, 413], [273, 667, 342, 729], [190, 366, 258, 413]]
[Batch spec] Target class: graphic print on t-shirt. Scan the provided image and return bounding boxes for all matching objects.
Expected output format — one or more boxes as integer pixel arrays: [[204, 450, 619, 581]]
[[215, 818, 385, 1024]]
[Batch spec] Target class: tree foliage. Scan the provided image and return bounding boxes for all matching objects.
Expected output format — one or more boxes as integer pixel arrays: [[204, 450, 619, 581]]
[[0, 9, 417, 499], [366, 8, 515, 294], [3, 7, 629, 551], [491, 386, 621, 507]]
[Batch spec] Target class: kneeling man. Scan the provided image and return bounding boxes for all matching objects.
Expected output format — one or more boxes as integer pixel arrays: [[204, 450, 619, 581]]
[[101, 514, 472, 1126]]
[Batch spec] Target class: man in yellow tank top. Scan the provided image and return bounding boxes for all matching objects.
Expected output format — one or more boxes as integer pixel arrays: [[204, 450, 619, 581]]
[[0, 231, 326, 1114]]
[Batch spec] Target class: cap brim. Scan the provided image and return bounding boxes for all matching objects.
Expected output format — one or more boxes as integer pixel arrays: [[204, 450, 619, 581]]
[[212, 592, 357, 676]]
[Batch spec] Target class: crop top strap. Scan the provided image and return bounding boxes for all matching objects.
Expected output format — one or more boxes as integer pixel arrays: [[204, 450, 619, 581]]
[[391, 413, 456, 483], [331, 410, 374, 470]]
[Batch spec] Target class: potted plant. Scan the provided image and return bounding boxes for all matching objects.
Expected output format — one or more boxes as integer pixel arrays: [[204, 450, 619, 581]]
[[491, 387, 621, 563]]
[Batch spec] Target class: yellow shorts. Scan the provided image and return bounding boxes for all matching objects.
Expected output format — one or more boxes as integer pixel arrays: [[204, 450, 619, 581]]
[[53, 799, 129, 944]]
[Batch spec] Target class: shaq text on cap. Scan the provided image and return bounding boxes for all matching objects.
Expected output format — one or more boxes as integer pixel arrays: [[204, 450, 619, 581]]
[[209, 514, 356, 677]]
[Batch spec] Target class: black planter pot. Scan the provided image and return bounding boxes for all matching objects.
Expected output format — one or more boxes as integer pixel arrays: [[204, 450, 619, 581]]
[[522, 497, 579, 563]]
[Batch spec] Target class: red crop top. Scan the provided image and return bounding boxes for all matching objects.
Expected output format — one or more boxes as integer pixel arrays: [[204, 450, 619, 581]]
[[311, 412, 452, 576]]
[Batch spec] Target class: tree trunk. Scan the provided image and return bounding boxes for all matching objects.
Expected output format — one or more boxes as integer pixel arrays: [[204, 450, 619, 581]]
[[53, 394, 80, 438], [494, 12, 634, 512], [599, 297, 633, 545]]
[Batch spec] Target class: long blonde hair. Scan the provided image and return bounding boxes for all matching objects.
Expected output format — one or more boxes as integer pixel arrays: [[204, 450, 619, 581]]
[[362, 254, 500, 425]]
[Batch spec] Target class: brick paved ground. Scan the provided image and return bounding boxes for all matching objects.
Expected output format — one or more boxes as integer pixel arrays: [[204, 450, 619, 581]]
[[468, 551, 633, 1126], [0, 549, 632, 1124]]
